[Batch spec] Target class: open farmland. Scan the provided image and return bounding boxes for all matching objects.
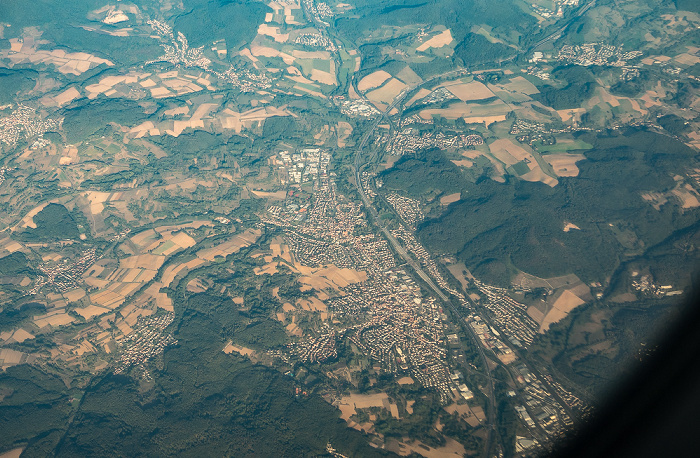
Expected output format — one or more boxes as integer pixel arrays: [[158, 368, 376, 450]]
[[441, 80, 495, 101], [358, 70, 392, 92], [366, 78, 408, 109], [419, 99, 510, 123], [543, 153, 586, 177], [416, 29, 454, 52]]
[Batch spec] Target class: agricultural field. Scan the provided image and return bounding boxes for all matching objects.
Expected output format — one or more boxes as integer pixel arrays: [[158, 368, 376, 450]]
[[1, 0, 700, 456]]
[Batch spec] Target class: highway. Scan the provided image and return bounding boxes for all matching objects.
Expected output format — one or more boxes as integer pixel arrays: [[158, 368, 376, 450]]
[[349, 75, 500, 457], [305, 1, 602, 453]]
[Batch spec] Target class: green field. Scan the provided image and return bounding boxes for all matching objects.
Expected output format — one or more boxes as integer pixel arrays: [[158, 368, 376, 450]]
[[537, 139, 593, 153]]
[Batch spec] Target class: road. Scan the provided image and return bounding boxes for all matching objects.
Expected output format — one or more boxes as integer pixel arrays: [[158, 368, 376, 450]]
[[529, 0, 597, 51], [349, 74, 500, 457]]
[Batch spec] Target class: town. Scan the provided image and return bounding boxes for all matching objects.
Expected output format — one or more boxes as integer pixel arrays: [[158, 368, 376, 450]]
[[264, 157, 461, 404]]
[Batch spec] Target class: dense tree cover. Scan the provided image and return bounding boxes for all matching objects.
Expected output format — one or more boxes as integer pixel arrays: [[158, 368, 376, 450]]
[[0, 69, 39, 104], [262, 116, 298, 141], [454, 33, 514, 67], [0, 0, 161, 66], [62, 99, 151, 143], [675, 0, 700, 13], [379, 149, 467, 198], [335, 0, 535, 44], [173, 0, 268, 50], [530, 293, 681, 396], [0, 0, 102, 32], [657, 114, 692, 136], [18, 204, 80, 241], [534, 66, 599, 110], [0, 252, 32, 277], [417, 129, 700, 285], [51, 293, 386, 457], [0, 365, 73, 455], [0, 302, 46, 332], [0, 289, 387, 456]]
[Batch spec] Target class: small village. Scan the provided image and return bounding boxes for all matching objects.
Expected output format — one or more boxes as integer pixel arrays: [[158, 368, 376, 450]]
[[556, 43, 643, 68], [386, 127, 483, 156], [113, 312, 177, 377], [0, 104, 62, 147]]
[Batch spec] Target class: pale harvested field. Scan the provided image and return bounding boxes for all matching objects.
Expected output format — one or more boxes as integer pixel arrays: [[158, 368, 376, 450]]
[[156, 221, 212, 233], [0, 348, 24, 365], [19, 202, 52, 229], [2, 38, 114, 75], [297, 296, 327, 312], [75, 305, 110, 320], [292, 50, 331, 60], [7, 328, 33, 343], [250, 189, 287, 199], [298, 265, 368, 291], [358, 70, 392, 92], [0, 238, 24, 253], [270, 242, 293, 263], [254, 262, 279, 275], [451, 159, 474, 168], [543, 153, 586, 177], [120, 254, 165, 270], [539, 290, 585, 333], [250, 45, 295, 65], [527, 305, 546, 324], [420, 100, 510, 121], [258, 23, 289, 42], [521, 167, 558, 187], [282, 302, 295, 312], [286, 323, 302, 336], [499, 76, 539, 95], [130, 229, 159, 249], [416, 29, 453, 52], [405, 88, 431, 106], [169, 232, 196, 249], [489, 139, 532, 166], [85, 191, 111, 214], [41, 87, 81, 107], [446, 262, 472, 291], [392, 437, 466, 458], [186, 278, 208, 293], [367, 78, 408, 105], [223, 341, 256, 356], [144, 282, 173, 311], [197, 228, 261, 261], [672, 184, 700, 208], [440, 192, 461, 205], [293, 84, 326, 99], [396, 65, 422, 86], [0, 447, 25, 458], [442, 81, 493, 101], [557, 108, 585, 123], [310, 68, 337, 86], [598, 87, 620, 107], [336, 121, 353, 147], [397, 376, 414, 385], [464, 115, 506, 127], [675, 53, 700, 65], [337, 392, 399, 420], [34, 310, 76, 328]]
